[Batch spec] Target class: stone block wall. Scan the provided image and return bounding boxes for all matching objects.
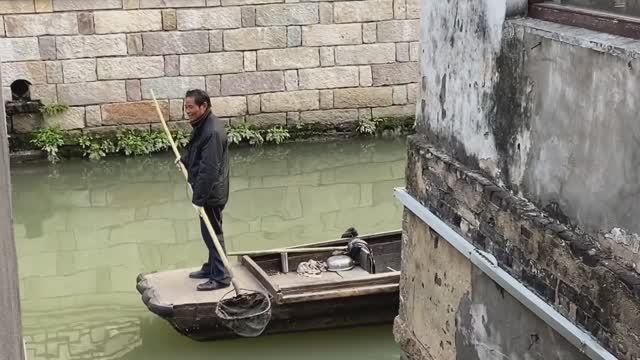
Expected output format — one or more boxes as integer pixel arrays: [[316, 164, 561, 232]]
[[0, 0, 420, 133]]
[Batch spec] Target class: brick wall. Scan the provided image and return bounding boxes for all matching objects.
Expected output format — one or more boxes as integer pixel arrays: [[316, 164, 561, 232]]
[[0, 0, 420, 133]]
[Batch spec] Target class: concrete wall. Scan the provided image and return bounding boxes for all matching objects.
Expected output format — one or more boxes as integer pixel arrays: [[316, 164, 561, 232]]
[[397, 137, 640, 359], [0, 57, 25, 360], [395, 210, 590, 360], [396, 0, 640, 359], [0, 0, 420, 134], [419, 4, 640, 271]]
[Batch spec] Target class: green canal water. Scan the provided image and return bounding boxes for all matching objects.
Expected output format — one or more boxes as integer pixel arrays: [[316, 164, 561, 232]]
[[10, 138, 407, 360]]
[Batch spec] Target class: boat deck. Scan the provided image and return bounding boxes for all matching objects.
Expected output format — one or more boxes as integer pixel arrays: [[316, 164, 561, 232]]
[[269, 266, 371, 287], [140, 263, 376, 307], [139, 264, 264, 307]]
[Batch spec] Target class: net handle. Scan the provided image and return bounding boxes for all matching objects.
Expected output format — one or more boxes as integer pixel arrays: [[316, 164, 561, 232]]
[[151, 90, 241, 295]]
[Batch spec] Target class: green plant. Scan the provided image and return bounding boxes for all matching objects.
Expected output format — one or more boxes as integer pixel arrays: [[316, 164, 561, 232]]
[[143, 131, 170, 153], [227, 123, 263, 145], [72, 128, 187, 160], [114, 129, 167, 156], [78, 135, 116, 160], [40, 102, 69, 117], [174, 129, 191, 148], [265, 126, 290, 144], [31, 126, 65, 163], [357, 118, 381, 135], [115, 130, 146, 156]]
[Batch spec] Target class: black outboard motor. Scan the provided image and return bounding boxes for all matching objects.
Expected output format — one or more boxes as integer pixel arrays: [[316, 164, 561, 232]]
[[341, 227, 376, 274]]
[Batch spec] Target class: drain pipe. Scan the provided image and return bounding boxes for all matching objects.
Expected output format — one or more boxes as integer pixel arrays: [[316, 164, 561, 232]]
[[393, 187, 617, 360]]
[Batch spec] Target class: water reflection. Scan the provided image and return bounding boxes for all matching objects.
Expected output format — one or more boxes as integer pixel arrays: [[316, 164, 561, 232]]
[[11, 138, 406, 360]]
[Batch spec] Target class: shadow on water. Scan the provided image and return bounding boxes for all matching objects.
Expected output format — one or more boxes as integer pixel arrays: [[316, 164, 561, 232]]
[[130, 317, 399, 360], [10, 138, 406, 360]]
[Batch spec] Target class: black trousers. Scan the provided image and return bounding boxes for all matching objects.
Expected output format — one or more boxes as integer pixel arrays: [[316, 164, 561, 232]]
[[199, 205, 230, 283]]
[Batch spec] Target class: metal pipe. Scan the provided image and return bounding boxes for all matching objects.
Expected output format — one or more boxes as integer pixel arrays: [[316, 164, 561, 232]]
[[393, 187, 617, 360], [506, 0, 528, 17]]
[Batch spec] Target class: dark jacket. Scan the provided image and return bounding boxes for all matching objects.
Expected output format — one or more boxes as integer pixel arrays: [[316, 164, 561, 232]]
[[180, 110, 229, 208]]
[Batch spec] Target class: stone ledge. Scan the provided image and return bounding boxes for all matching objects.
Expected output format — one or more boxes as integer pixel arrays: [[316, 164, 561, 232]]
[[509, 18, 640, 60]]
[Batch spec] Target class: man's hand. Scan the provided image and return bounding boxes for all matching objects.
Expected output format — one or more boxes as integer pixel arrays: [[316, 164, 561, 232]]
[[192, 204, 202, 217], [174, 157, 182, 171]]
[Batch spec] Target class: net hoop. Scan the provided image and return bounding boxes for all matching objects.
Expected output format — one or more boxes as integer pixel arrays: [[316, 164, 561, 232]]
[[214, 288, 272, 337]]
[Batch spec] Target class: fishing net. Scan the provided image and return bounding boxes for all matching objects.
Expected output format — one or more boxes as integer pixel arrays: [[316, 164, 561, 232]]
[[215, 289, 272, 337]]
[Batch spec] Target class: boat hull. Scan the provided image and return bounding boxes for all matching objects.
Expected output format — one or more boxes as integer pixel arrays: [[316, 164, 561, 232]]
[[136, 230, 402, 341], [170, 292, 399, 341]]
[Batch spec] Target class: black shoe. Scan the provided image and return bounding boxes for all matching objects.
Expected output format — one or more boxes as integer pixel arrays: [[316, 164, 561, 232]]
[[197, 280, 230, 291], [189, 270, 211, 279]]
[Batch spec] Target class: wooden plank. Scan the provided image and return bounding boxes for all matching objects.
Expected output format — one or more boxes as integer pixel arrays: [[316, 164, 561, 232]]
[[0, 69, 25, 360], [228, 246, 346, 257], [290, 229, 402, 249], [280, 283, 399, 303], [529, 3, 640, 40], [279, 271, 400, 294], [248, 230, 402, 263], [241, 255, 282, 301]]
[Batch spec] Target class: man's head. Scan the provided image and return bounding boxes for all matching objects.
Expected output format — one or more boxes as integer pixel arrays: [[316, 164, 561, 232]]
[[185, 89, 211, 121]]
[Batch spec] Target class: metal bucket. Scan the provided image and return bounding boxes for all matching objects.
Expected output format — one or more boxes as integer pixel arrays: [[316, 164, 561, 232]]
[[326, 254, 355, 272]]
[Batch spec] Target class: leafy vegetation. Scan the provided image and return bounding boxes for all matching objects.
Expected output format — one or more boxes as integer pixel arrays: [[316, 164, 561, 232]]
[[174, 129, 190, 148], [29, 123, 295, 163], [115, 129, 170, 156], [226, 123, 264, 145], [357, 118, 382, 135], [26, 116, 412, 163], [78, 135, 116, 161], [265, 126, 290, 144], [31, 126, 65, 163], [357, 117, 414, 136], [40, 102, 70, 117]]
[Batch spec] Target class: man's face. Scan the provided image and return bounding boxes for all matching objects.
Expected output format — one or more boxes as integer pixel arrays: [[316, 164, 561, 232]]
[[185, 97, 207, 120]]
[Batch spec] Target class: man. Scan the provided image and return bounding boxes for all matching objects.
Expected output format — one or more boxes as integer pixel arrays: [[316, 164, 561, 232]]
[[178, 89, 230, 291]]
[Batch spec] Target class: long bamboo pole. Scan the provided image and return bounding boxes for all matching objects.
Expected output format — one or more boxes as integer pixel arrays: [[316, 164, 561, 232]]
[[151, 90, 240, 295]]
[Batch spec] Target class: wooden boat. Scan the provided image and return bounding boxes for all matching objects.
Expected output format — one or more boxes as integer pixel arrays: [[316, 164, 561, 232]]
[[135, 229, 402, 341]]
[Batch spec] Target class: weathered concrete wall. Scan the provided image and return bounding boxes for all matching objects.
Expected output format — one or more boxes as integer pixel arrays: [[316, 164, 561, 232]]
[[397, 137, 640, 359], [516, 19, 640, 241], [0, 62, 25, 360], [419, 4, 640, 269], [396, 0, 640, 358], [0, 0, 420, 134], [395, 210, 590, 360]]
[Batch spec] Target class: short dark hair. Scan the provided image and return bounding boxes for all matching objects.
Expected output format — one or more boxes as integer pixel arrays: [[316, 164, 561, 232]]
[[185, 89, 211, 109]]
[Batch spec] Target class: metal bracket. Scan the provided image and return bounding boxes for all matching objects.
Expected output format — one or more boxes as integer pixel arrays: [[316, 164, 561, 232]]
[[280, 252, 289, 273], [393, 187, 616, 360]]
